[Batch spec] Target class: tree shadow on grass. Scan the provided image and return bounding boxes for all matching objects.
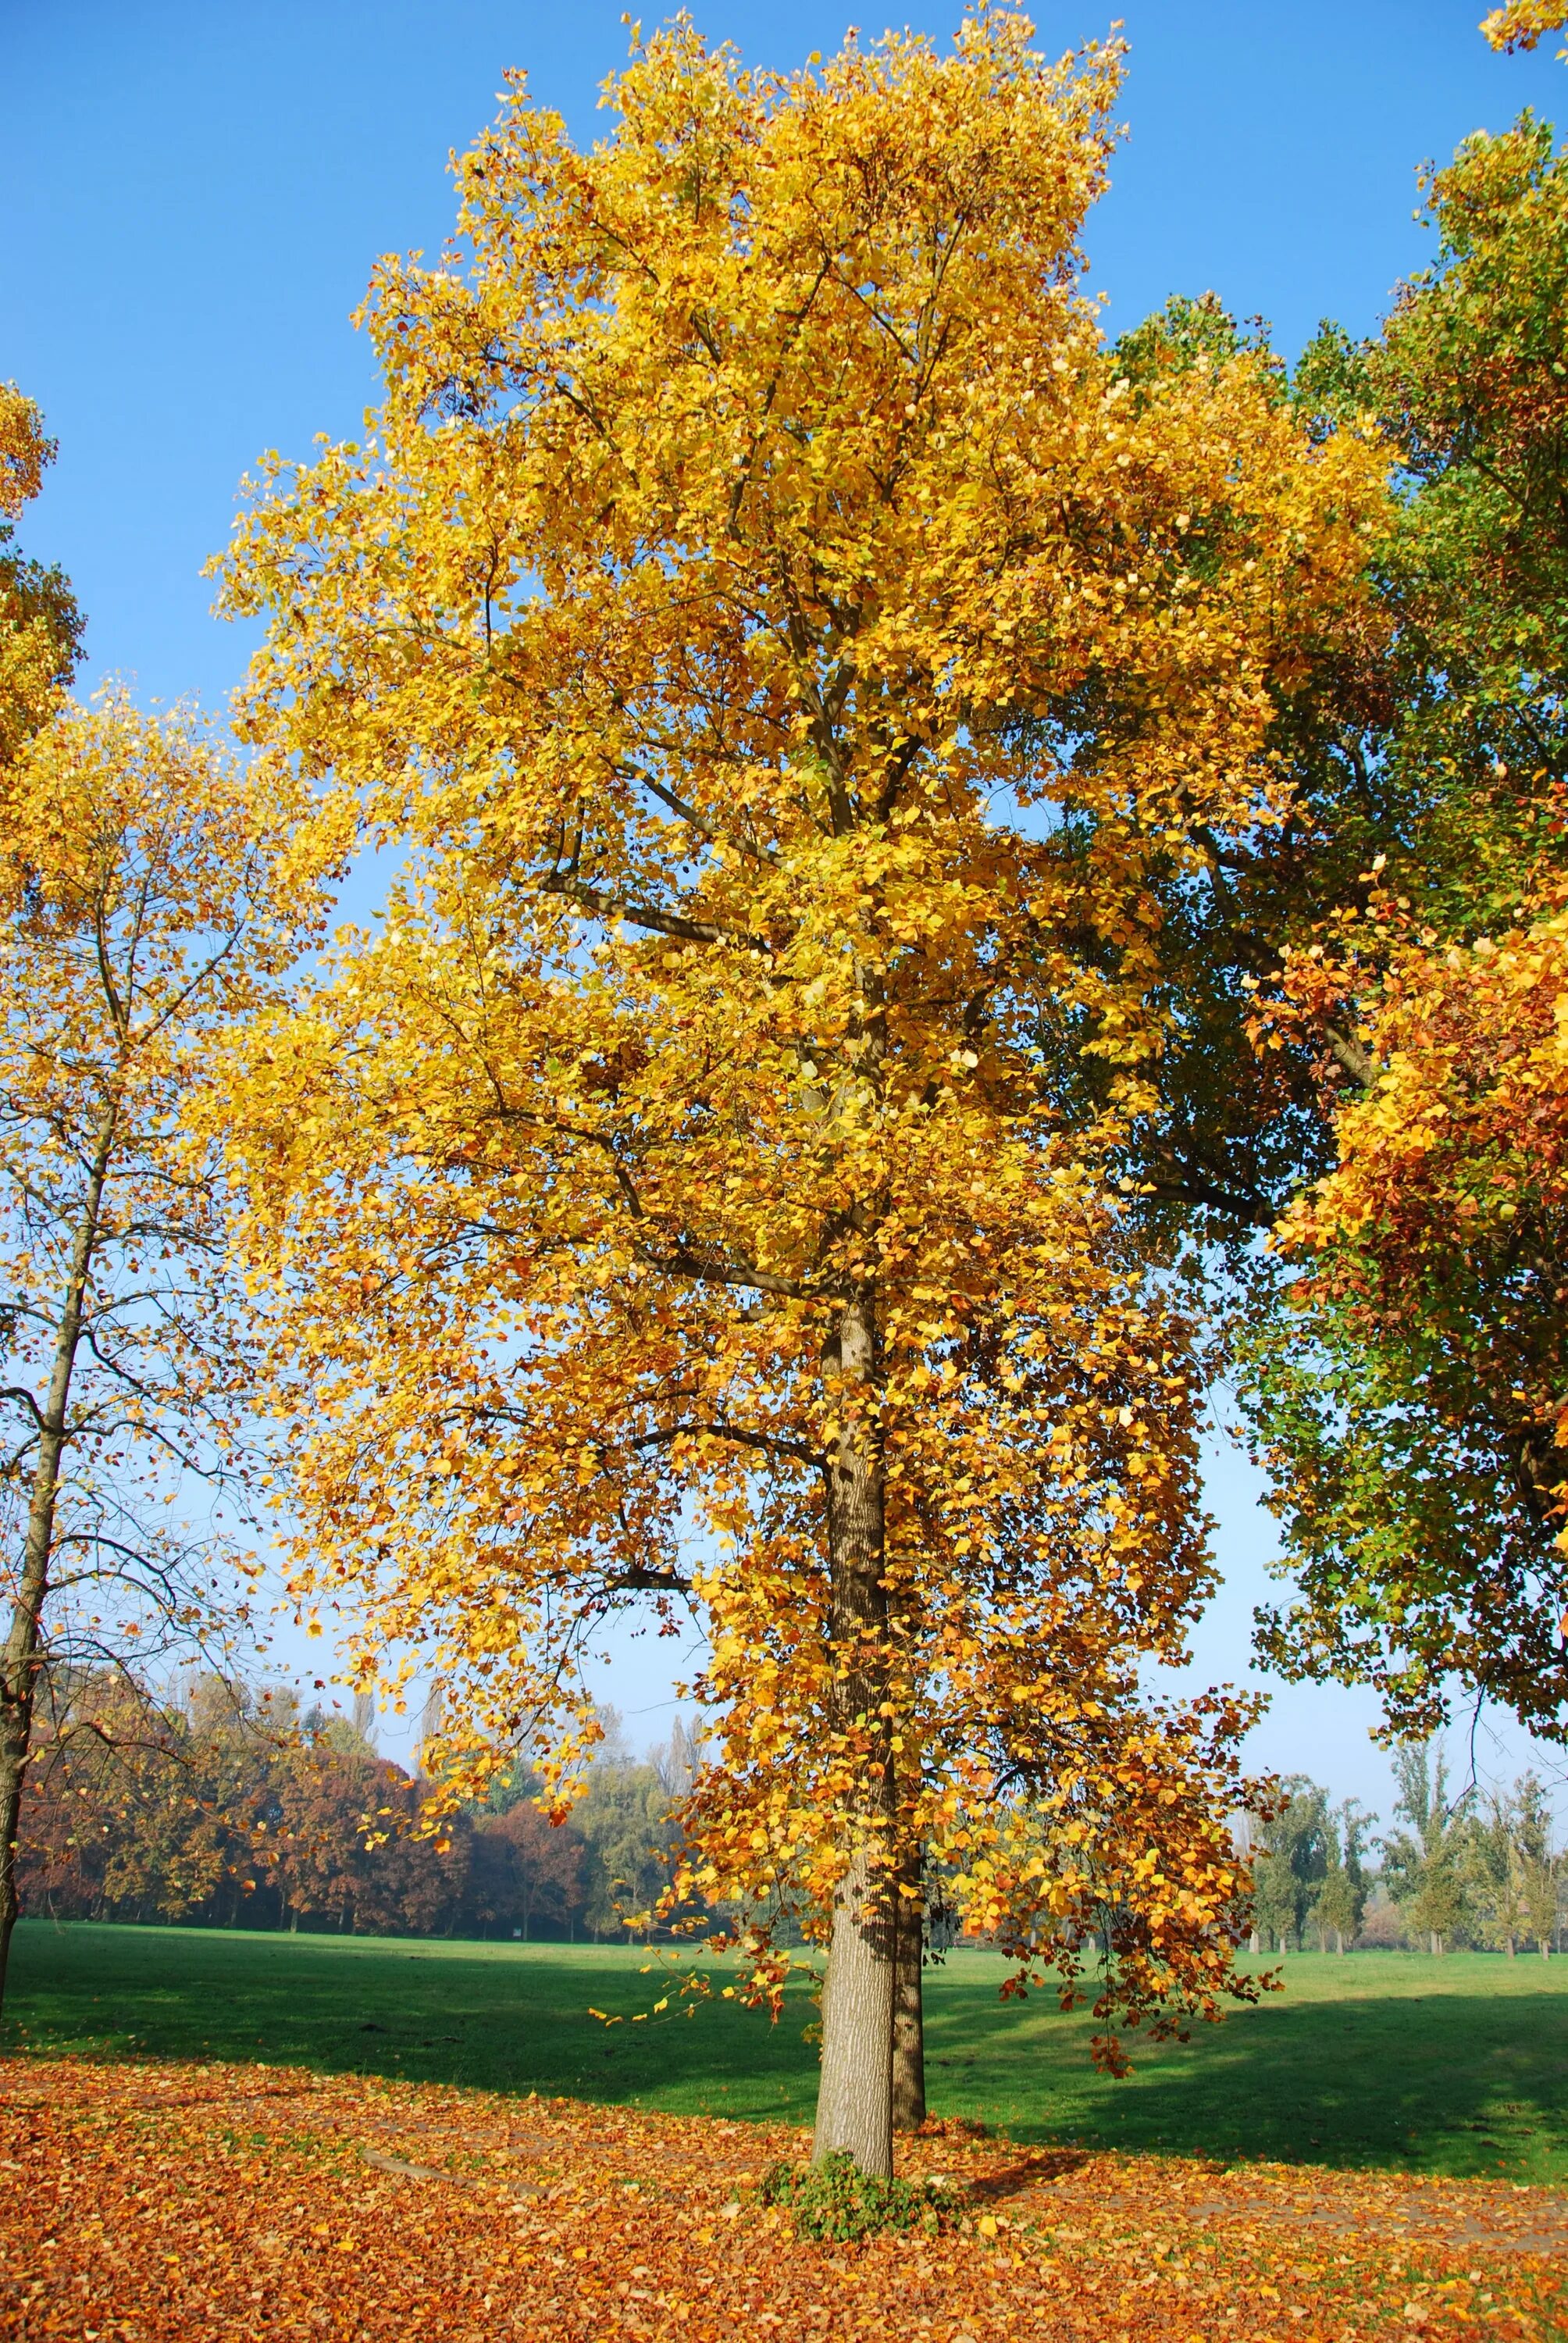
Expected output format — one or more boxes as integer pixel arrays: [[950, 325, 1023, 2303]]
[[7, 1924, 822, 2123], [12, 1927, 1568, 2184], [921, 1970, 1568, 2184]]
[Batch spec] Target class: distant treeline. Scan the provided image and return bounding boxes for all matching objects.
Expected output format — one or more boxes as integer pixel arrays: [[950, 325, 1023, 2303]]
[[18, 1674, 703, 1943], [1244, 1746, 1563, 1957], [21, 1678, 1566, 1959]]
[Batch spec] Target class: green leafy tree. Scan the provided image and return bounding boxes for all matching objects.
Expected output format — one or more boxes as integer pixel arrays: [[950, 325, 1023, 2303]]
[[1238, 112, 1568, 1748], [574, 1763, 682, 1944], [1465, 1791, 1524, 1953], [1312, 1798, 1374, 1952], [1512, 1771, 1560, 1956], [1461, 1772, 1559, 1955], [1249, 1778, 1331, 1953], [1381, 1742, 1472, 1954]]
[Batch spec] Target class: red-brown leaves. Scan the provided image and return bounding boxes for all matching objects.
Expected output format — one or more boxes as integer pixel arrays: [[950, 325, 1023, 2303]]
[[5, 2055, 1563, 2342]]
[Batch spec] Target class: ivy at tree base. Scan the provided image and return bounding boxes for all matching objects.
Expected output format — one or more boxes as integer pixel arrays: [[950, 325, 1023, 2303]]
[[759, 2149, 959, 2240]]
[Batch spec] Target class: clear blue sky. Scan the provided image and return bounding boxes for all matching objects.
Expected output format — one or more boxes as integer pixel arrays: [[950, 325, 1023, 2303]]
[[7, 1, 1564, 1817]]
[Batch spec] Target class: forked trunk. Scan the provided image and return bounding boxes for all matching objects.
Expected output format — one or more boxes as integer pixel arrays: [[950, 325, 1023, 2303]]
[[811, 1293, 895, 2181], [892, 1850, 927, 2132]]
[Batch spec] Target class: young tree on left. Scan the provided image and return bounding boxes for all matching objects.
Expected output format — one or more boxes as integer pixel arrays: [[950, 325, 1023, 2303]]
[[0, 696, 323, 2002]]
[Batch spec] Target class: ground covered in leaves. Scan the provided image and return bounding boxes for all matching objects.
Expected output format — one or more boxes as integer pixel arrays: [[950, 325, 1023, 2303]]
[[4, 2056, 1566, 2341]]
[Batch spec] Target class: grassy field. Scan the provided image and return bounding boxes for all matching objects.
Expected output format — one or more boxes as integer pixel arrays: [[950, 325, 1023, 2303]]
[[9, 1920, 1568, 2186]]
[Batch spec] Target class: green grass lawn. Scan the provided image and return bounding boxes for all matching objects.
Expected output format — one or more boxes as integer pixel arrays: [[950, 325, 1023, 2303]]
[[8, 1922, 1568, 2185]]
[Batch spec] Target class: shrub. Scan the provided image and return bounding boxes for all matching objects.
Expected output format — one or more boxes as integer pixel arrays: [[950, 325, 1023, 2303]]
[[758, 2151, 959, 2241]]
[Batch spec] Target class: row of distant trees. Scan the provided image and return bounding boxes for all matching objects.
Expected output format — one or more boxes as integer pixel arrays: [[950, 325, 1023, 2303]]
[[24, 1674, 1563, 1962], [18, 1674, 704, 1944], [1243, 1744, 1563, 1958]]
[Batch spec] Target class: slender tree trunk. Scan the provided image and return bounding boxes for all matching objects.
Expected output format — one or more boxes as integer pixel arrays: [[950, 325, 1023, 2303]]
[[0, 1114, 115, 2010], [811, 1293, 895, 2181], [892, 1846, 926, 2133]]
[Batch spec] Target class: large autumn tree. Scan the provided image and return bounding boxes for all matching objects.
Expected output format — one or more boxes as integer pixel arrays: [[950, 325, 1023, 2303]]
[[214, 11, 1383, 2176], [0, 697, 320, 2002]]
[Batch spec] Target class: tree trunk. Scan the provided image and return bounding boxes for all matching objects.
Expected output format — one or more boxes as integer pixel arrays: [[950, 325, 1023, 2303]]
[[811, 1293, 895, 2181], [815, 1840, 895, 2176], [892, 1848, 926, 2133], [1335, 1930, 1345, 1955], [0, 1113, 115, 2010], [1249, 1930, 1260, 1957]]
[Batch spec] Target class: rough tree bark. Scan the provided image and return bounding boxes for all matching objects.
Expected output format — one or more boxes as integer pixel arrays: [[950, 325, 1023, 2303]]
[[811, 1292, 896, 2180], [0, 1114, 114, 2007]]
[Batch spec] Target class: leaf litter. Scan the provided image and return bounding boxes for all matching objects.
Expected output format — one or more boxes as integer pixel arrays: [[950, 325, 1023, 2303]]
[[2, 2056, 1564, 2341]]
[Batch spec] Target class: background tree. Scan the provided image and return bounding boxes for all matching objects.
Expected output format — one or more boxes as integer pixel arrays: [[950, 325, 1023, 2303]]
[[574, 1763, 682, 1944], [466, 1794, 586, 1940], [269, 1730, 467, 1935], [17, 1668, 710, 1944], [0, 697, 319, 2002], [213, 11, 1381, 2176], [1381, 1741, 1472, 1954], [1510, 1771, 1560, 1954], [18, 1670, 295, 1928], [1466, 1785, 1527, 1954], [1311, 1796, 1373, 1952], [1248, 1778, 1331, 1953]]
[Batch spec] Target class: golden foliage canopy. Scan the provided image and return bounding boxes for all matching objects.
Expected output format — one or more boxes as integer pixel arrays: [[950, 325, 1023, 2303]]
[[1481, 1, 1568, 55], [0, 383, 81, 784], [212, 9, 1387, 2120]]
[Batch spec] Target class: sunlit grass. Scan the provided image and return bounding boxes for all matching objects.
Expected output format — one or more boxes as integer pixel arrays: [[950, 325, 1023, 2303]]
[[11, 1923, 1568, 2184]]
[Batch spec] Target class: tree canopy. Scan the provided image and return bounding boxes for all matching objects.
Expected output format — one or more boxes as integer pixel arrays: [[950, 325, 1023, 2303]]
[[0, 384, 81, 785]]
